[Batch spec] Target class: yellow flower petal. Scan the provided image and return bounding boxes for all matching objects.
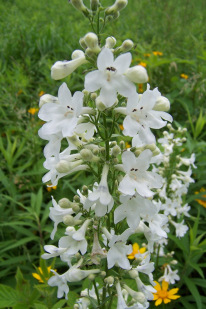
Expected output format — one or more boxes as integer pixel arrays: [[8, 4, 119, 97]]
[[155, 298, 162, 306], [154, 281, 161, 291], [32, 273, 43, 283], [162, 280, 169, 291], [168, 288, 179, 296], [164, 298, 171, 304]]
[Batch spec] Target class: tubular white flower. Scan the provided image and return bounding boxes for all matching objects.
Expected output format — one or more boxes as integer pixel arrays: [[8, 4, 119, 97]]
[[123, 284, 146, 304], [39, 83, 84, 138], [105, 36, 116, 49], [48, 270, 69, 299], [118, 150, 163, 198], [51, 50, 87, 80], [84, 48, 136, 107], [72, 219, 91, 241], [125, 65, 148, 83]]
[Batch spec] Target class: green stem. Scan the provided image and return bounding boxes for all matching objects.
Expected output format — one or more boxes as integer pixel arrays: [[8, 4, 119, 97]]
[[93, 280, 101, 305]]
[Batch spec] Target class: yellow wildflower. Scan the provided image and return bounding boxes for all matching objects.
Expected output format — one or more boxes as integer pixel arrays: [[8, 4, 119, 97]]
[[144, 53, 151, 57], [28, 107, 39, 115], [32, 266, 53, 283], [39, 90, 45, 97], [152, 51, 163, 56], [46, 185, 57, 192], [180, 73, 189, 80], [119, 124, 124, 131], [17, 89, 23, 96], [128, 243, 146, 260], [138, 83, 144, 93], [153, 280, 180, 306], [138, 61, 147, 68], [125, 142, 131, 149], [195, 187, 206, 208]]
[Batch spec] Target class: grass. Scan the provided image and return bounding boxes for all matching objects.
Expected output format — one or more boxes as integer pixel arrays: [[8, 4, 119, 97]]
[[0, 0, 206, 308]]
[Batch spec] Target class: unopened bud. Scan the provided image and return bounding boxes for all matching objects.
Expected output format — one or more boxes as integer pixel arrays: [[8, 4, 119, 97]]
[[84, 32, 100, 52], [88, 274, 96, 281], [115, 0, 128, 11], [73, 304, 79, 309], [145, 143, 156, 151], [105, 36, 116, 49], [63, 215, 75, 225], [101, 271, 106, 277], [153, 96, 170, 112], [104, 276, 114, 285], [90, 0, 99, 11], [39, 94, 58, 108], [70, 0, 90, 16], [96, 96, 106, 111], [79, 37, 87, 49], [119, 140, 125, 149], [56, 160, 70, 173], [82, 185, 88, 195], [72, 203, 80, 212], [80, 148, 93, 161], [120, 39, 134, 52], [91, 92, 97, 100], [125, 65, 149, 83], [129, 269, 139, 278], [73, 195, 80, 203], [112, 145, 121, 156], [59, 198, 72, 208]]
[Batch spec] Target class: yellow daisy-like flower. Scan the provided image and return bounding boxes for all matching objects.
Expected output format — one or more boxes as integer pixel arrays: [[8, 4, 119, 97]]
[[46, 185, 57, 192], [180, 73, 189, 80], [127, 243, 146, 260], [32, 266, 53, 283], [152, 51, 163, 56], [144, 53, 151, 57], [195, 187, 206, 208], [138, 61, 147, 68], [119, 124, 124, 131], [153, 280, 180, 306], [39, 90, 45, 97], [28, 107, 39, 115]]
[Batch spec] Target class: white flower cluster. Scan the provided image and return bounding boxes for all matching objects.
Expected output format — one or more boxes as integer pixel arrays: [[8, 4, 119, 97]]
[[37, 3, 184, 307], [150, 125, 195, 284]]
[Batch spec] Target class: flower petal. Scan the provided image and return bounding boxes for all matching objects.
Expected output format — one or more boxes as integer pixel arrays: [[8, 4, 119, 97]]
[[97, 48, 114, 71], [114, 52, 132, 74]]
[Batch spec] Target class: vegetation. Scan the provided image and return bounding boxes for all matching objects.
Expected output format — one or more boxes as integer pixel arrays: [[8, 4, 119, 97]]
[[0, 0, 205, 308]]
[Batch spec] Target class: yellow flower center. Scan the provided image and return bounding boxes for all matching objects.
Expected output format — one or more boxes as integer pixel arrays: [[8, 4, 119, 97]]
[[158, 290, 168, 299]]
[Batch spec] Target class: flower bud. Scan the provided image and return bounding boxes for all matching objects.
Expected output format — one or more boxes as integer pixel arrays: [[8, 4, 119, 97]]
[[96, 96, 106, 111], [79, 37, 87, 49], [119, 140, 125, 149], [72, 203, 80, 212], [115, 0, 128, 11], [70, 0, 90, 16], [39, 94, 58, 108], [91, 92, 97, 100], [58, 198, 72, 208], [105, 36, 116, 49], [145, 143, 156, 151], [88, 274, 96, 281], [129, 269, 139, 279], [104, 276, 114, 285], [112, 145, 121, 156], [90, 0, 99, 11], [80, 148, 94, 161], [56, 160, 83, 173], [125, 65, 149, 83], [153, 96, 170, 112], [100, 271, 106, 277], [82, 185, 88, 195], [84, 32, 101, 52], [120, 39, 134, 52], [63, 215, 75, 225], [73, 195, 80, 203]]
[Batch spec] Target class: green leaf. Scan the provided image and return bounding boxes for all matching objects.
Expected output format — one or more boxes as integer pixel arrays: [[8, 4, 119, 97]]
[[188, 261, 204, 278], [51, 299, 67, 309], [0, 284, 18, 308], [192, 278, 206, 288], [184, 277, 202, 309], [34, 304, 48, 309]]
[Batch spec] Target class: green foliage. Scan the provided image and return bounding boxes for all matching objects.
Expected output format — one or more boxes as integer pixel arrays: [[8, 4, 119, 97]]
[[0, 0, 205, 308]]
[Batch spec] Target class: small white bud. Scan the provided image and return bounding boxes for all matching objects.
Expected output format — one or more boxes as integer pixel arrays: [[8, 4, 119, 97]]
[[80, 149, 94, 161], [84, 32, 101, 52], [153, 96, 170, 112], [72, 203, 80, 212], [105, 36, 116, 49], [90, 0, 99, 11], [104, 276, 114, 285], [79, 37, 87, 49], [115, 0, 128, 11], [91, 92, 97, 100], [129, 269, 139, 279], [125, 65, 149, 83], [96, 96, 106, 111], [112, 145, 121, 156], [63, 215, 75, 225], [58, 198, 72, 208], [120, 39, 134, 52], [39, 94, 58, 108]]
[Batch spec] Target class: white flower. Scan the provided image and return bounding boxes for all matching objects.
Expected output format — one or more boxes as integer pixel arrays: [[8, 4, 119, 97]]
[[48, 270, 69, 299], [159, 265, 180, 284], [51, 50, 87, 80], [41, 245, 67, 259], [179, 153, 196, 168], [84, 48, 136, 107], [171, 220, 188, 238], [119, 85, 172, 144], [104, 228, 133, 269], [49, 196, 74, 239], [84, 165, 114, 216], [38, 130, 62, 158], [38, 83, 86, 138], [118, 150, 163, 197], [114, 194, 155, 229], [161, 198, 178, 217]]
